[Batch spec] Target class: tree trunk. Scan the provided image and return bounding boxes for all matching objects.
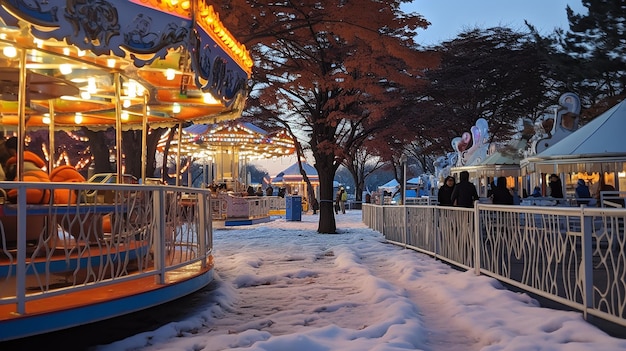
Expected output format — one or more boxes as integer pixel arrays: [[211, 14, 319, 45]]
[[315, 157, 337, 234], [122, 130, 142, 179], [83, 128, 113, 174], [121, 128, 165, 180]]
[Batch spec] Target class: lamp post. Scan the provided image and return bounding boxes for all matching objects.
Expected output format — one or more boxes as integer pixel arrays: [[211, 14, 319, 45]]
[[399, 154, 407, 205]]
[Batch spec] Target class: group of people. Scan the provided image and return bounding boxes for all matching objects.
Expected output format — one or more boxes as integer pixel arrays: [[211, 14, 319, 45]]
[[335, 187, 348, 214], [438, 172, 522, 207], [246, 185, 265, 197], [437, 170, 480, 207], [438, 171, 617, 208]]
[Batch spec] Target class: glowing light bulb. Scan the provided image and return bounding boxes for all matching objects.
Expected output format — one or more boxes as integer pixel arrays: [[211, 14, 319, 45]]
[[203, 93, 219, 104], [121, 111, 129, 121], [127, 80, 137, 98], [74, 112, 83, 124], [87, 77, 97, 94], [59, 64, 72, 75], [172, 103, 181, 114], [165, 69, 176, 81], [2, 46, 17, 58]]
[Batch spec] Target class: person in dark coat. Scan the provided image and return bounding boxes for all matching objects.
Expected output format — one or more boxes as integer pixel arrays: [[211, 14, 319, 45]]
[[311, 197, 319, 214], [575, 179, 591, 205], [246, 186, 255, 196], [255, 186, 264, 196], [491, 176, 514, 205], [437, 176, 456, 206], [531, 186, 542, 197], [450, 171, 479, 208], [548, 174, 564, 198]]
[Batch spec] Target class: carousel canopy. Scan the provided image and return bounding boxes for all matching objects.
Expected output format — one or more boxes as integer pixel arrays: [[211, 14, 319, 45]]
[[525, 99, 626, 164], [0, 0, 252, 130]]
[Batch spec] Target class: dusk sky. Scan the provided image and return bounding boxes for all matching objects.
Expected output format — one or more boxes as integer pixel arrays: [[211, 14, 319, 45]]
[[404, 0, 587, 46]]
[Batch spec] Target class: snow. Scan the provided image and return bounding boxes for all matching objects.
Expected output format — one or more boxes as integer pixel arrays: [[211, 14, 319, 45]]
[[94, 211, 626, 351]]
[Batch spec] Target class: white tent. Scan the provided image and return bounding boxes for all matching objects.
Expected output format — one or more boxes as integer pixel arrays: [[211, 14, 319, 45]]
[[378, 179, 399, 192]]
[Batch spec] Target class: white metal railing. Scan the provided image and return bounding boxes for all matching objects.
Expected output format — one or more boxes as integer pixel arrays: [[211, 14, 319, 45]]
[[268, 196, 286, 211], [600, 191, 626, 208], [210, 194, 272, 220], [0, 181, 212, 314], [362, 202, 626, 327]]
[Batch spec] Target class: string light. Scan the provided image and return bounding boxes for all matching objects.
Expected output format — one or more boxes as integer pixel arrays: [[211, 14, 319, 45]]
[[2, 46, 17, 58], [165, 68, 176, 81], [59, 64, 72, 75]]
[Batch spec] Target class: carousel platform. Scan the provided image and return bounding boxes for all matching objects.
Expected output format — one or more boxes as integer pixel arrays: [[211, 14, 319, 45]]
[[224, 216, 272, 226]]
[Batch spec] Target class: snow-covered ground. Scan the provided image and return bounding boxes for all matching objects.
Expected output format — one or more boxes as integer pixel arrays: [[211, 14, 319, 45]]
[[95, 211, 626, 351]]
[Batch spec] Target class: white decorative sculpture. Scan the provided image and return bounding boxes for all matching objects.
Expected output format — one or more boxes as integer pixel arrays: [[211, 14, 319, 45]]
[[452, 118, 490, 167], [530, 92, 581, 155], [433, 152, 457, 182]]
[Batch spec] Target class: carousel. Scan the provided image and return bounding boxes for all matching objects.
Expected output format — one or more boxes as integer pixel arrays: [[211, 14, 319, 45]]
[[156, 120, 296, 223], [0, 0, 252, 341]]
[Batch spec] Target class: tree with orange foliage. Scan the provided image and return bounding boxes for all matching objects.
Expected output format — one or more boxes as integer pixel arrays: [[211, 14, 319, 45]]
[[219, 0, 437, 233]]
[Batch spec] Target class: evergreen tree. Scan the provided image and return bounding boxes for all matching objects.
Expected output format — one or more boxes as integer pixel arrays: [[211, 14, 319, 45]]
[[554, 1, 626, 105], [419, 27, 550, 151]]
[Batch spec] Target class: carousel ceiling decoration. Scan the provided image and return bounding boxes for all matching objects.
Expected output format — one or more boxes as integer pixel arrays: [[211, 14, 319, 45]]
[[157, 121, 296, 159], [0, 0, 253, 129]]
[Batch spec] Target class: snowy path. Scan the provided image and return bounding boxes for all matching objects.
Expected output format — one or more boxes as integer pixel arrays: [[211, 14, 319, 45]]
[[358, 248, 483, 351], [94, 212, 626, 351], [188, 220, 484, 351]]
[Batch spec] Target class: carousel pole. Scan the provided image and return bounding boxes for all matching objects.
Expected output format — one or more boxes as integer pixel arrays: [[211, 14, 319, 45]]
[[176, 122, 182, 186], [141, 94, 148, 182], [16, 48, 27, 181], [187, 156, 192, 186], [15, 47, 27, 315], [114, 72, 123, 183], [48, 102, 55, 172]]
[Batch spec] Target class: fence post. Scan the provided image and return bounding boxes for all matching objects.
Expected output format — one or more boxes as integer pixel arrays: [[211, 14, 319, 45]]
[[434, 206, 440, 256], [473, 203, 481, 275], [198, 189, 207, 269], [152, 188, 165, 284], [581, 208, 593, 320], [403, 206, 408, 248]]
